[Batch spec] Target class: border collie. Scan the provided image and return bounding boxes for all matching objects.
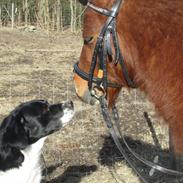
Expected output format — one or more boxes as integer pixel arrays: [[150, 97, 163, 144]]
[[0, 100, 74, 183]]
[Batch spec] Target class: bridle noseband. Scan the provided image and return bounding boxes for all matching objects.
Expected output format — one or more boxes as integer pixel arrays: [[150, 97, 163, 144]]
[[74, 0, 136, 99]]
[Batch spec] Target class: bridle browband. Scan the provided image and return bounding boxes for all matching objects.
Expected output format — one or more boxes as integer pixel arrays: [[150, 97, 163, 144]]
[[74, 0, 136, 98]]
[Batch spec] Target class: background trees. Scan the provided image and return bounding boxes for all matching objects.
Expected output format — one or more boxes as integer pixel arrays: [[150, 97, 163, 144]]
[[0, 0, 84, 32]]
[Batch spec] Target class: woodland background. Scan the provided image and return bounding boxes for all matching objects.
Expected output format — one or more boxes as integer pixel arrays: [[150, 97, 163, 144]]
[[0, 0, 84, 32]]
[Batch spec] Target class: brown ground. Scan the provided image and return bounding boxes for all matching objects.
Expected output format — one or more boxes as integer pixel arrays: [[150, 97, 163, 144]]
[[0, 28, 180, 183]]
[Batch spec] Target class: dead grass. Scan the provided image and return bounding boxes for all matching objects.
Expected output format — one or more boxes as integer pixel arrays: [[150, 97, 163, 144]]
[[0, 28, 179, 183]]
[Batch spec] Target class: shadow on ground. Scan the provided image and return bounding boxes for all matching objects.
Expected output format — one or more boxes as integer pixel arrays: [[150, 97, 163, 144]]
[[43, 164, 97, 183], [98, 135, 183, 183]]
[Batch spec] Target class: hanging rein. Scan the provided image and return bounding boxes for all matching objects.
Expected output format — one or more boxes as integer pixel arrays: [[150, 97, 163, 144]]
[[73, 0, 183, 182]]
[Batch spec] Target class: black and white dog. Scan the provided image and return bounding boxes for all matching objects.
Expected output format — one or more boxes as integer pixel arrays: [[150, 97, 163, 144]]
[[0, 100, 74, 183]]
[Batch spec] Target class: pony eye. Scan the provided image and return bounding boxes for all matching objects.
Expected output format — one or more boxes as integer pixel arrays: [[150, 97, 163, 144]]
[[84, 36, 94, 44]]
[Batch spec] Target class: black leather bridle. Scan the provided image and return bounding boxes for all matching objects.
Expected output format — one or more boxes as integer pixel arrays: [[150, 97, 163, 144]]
[[73, 0, 136, 99]]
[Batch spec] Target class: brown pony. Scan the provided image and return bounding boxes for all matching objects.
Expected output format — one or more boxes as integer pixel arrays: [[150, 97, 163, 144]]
[[73, 0, 183, 154]]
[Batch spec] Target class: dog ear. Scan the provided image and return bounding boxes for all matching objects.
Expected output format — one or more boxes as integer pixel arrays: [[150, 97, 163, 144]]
[[0, 115, 27, 171], [0, 146, 24, 171], [3, 115, 29, 149], [78, 0, 88, 6]]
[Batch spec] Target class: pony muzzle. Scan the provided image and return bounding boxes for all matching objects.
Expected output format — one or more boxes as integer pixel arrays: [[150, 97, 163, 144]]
[[81, 88, 99, 105], [73, 73, 100, 105]]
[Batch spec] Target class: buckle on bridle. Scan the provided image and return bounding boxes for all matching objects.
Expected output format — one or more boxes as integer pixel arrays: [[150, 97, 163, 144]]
[[91, 84, 106, 99]]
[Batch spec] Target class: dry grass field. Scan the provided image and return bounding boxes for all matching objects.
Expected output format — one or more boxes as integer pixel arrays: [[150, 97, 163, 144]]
[[0, 28, 181, 183]]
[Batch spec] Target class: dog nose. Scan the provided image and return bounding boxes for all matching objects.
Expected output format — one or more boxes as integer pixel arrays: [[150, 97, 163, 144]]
[[63, 101, 74, 109]]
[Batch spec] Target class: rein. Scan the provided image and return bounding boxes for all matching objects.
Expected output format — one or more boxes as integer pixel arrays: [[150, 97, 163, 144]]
[[74, 0, 183, 181], [100, 97, 183, 182]]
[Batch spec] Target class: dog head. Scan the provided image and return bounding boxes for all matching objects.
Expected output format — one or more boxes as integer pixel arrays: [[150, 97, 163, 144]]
[[0, 100, 74, 171]]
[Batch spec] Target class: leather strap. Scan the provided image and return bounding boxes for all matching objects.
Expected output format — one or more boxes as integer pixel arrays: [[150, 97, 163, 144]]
[[99, 97, 183, 181], [74, 62, 122, 88]]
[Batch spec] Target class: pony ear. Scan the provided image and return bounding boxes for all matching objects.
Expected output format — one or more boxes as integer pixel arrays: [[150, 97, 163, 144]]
[[0, 146, 24, 171], [78, 0, 88, 6]]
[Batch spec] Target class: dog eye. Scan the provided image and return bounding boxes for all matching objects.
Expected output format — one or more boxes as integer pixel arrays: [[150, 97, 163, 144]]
[[84, 36, 94, 44], [42, 106, 50, 114]]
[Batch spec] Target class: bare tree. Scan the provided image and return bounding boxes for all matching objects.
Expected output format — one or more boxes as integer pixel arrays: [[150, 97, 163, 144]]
[[0, 4, 2, 27], [11, 1, 15, 28], [45, 0, 50, 30], [73, 0, 77, 32], [37, 0, 43, 27], [17, 6, 22, 26], [70, 0, 73, 32], [24, 0, 28, 26], [0, 0, 84, 32], [51, 2, 55, 31], [56, 0, 61, 31], [78, 3, 83, 30]]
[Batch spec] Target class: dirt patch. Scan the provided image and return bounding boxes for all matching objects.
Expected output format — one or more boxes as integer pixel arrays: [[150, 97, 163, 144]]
[[0, 28, 180, 183]]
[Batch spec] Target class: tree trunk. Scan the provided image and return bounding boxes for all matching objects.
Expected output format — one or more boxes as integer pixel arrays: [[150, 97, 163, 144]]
[[60, 1, 63, 31], [70, 0, 74, 32], [51, 3, 55, 31], [56, 0, 61, 32], [73, 0, 77, 32], [78, 3, 82, 30], [37, 0, 43, 28], [11, 1, 15, 28], [24, 0, 28, 26], [0, 4, 2, 27], [45, 0, 50, 30], [18, 8, 22, 26]]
